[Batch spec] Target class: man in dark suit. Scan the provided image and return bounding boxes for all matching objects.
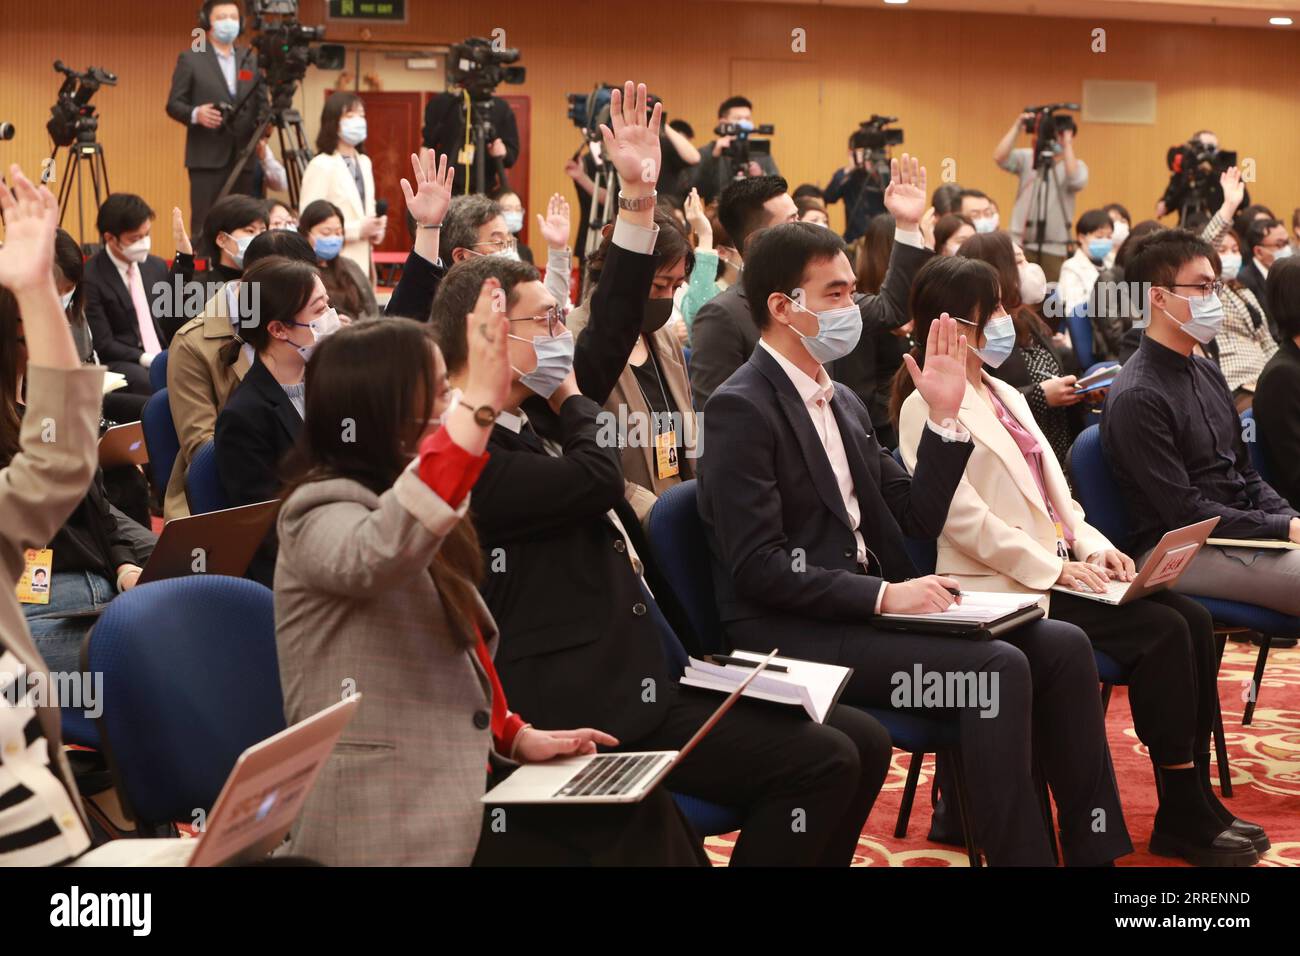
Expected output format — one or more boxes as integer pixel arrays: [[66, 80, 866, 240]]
[[166, 1, 268, 238], [82, 194, 195, 395], [423, 91, 520, 197], [1240, 217, 1290, 341], [689, 159, 932, 410], [431, 85, 893, 865], [697, 222, 1133, 865]]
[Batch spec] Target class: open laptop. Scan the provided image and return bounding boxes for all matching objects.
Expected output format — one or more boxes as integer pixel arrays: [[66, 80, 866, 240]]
[[72, 695, 361, 867], [483, 650, 777, 805], [1051, 517, 1219, 605], [98, 422, 149, 469], [136, 499, 280, 585]]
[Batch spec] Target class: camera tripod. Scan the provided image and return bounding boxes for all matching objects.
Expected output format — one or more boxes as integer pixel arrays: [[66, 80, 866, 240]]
[[49, 136, 111, 249], [220, 77, 313, 212], [458, 91, 510, 197], [1024, 149, 1075, 266]]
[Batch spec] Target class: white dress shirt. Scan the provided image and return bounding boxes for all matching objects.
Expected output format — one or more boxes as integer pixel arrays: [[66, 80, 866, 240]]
[[758, 338, 969, 612]]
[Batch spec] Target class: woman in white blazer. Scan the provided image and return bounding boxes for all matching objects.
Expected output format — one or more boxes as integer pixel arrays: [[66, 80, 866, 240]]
[[299, 92, 387, 281], [894, 252, 1267, 868]]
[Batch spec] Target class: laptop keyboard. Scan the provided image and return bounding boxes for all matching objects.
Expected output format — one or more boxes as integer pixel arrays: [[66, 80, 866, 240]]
[[554, 753, 665, 798]]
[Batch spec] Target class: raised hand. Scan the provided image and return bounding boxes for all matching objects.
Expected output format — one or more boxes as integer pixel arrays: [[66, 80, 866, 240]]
[[401, 149, 455, 227], [172, 207, 193, 256], [884, 153, 927, 228], [1219, 166, 1245, 216], [597, 81, 663, 197], [902, 312, 967, 426], [462, 276, 512, 414], [536, 193, 571, 250], [0, 164, 60, 293], [919, 205, 936, 250], [684, 187, 712, 244]]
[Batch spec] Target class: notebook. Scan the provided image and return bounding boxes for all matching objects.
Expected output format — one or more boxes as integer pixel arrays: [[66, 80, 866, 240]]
[[872, 591, 1045, 639], [1074, 364, 1120, 393], [1206, 538, 1300, 551], [679, 650, 852, 724]]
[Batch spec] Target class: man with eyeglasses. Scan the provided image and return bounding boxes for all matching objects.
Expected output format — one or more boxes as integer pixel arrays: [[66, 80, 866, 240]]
[[1102, 229, 1300, 617], [1239, 217, 1292, 341]]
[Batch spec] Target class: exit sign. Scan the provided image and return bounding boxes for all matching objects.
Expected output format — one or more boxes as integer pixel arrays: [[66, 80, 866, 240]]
[[327, 0, 406, 21]]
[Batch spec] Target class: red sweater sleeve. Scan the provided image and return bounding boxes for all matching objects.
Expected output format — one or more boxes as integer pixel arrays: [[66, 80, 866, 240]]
[[473, 634, 528, 756], [417, 426, 489, 509]]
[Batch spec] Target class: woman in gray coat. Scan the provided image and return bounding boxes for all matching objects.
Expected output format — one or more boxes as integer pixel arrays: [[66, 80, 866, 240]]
[[272, 285, 703, 866]]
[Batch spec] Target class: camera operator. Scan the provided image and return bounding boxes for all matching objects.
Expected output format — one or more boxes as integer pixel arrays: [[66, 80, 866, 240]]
[[423, 39, 521, 196], [824, 133, 890, 243], [993, 109, 1088, 282], [166, 1, 269, 237], [692, 96, 779, 203], [1155, 130, 1250, 224]]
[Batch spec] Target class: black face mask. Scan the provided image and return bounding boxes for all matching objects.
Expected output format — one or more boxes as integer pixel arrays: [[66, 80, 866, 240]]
[[643, 297, 674, 333]]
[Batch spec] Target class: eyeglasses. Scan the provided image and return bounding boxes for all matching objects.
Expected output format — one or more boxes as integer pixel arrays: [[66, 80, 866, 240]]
[[509, 307, 565, 337], [1166, 280, 1225, 297], [473, 236, 517, 253]]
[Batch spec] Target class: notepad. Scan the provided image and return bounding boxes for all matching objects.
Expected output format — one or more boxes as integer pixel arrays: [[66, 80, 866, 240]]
[[876, 590, 1042, 625], [1206, 538, 1300, 551], [102, 371, 129, 395], [679, 651, 852, 724]]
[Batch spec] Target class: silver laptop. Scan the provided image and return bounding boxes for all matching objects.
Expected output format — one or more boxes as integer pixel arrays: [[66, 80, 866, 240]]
[[483, 650, 777, 805], [1051, 517, 1219, 605], [72, 695, 361, 867]]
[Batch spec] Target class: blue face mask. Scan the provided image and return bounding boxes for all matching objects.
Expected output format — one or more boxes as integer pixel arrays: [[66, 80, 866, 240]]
[[225, 233, 255, 269], [957, 313, 1016, 368], [784, 294, 862, 365], [212, 18, 240, 44], [1161, 290, 1225, 345], [1220, 253, 1242, 280], [313, 235, 344, 261], [1087, 238, 1113, 263]]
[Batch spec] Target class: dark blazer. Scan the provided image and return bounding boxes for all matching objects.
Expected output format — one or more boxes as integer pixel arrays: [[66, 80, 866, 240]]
[[1236, 260, 1278, 341], [423, 93, 520, 195], [1253, 337, 1300, 509], [165, 46, 267, 170], [213, 358, 303, 586], [383, 250, 447, 321], [697, 345, 972, 639], [82, 249, 195, 365], [689, 238, 931, 410]]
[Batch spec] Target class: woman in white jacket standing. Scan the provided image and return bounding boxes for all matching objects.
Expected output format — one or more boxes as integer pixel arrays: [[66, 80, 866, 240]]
[[299, 92, 387, 281]]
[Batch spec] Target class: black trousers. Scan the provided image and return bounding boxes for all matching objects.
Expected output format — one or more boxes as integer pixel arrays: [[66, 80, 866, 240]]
[[189, 163, 258, 245], [629, 686, 892, 866], [729, 615, 1133, 866], [108, 360, 152, 397], [475, 783, 707, 866], [1049, 590, 1218, 766]]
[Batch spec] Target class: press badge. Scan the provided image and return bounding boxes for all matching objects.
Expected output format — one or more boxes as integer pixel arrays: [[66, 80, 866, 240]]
[[458, 145, 476, 166], [16, 549, 53, 605], [655, 427, 680, 480], [1054, 522, 1069, 560]]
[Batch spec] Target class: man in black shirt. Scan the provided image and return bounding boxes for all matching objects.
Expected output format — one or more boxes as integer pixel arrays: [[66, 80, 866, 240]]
[[1102, 229, 1300, 615], [692, 96, 780, 204]]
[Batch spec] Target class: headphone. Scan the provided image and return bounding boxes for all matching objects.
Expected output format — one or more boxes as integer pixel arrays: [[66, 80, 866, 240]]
[[198, 1, 243, 34]]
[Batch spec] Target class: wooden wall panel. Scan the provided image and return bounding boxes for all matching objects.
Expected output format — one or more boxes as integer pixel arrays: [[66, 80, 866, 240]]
[[2, 1, 1297, 260]]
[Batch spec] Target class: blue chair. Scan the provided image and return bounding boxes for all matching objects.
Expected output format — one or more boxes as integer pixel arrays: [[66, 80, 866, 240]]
[[141, 388, 180, 495], [1066, 302, 1094, 371], [82, 576, 283, 832], [1240, 408, 1274, 485], [646, 480, 982, 865], [148, 349, 169, 393], [1068, 425, 1300, 788], [186, 440, 230, 515]]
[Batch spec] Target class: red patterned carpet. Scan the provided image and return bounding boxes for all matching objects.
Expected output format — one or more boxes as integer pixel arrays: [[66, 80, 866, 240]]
[[704, 642, 1300, 866]]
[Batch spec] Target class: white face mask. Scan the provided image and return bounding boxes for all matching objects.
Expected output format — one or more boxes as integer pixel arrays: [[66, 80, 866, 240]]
[[973, 213, 1000, 234], [1018, 261, 1048, 306], [338, 116, 368, 147], [117, 235, 151, 264], [1110, 221, 1130, 245]]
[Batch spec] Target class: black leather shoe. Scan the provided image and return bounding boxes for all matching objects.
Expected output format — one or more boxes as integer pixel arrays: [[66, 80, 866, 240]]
[[1150, 825, 1259, 867], [1229, 818, 1270, 853]]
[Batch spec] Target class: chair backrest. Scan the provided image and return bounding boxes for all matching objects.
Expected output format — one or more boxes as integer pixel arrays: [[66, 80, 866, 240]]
[[187, 439, 231, 515], [890, 448, 938, 574], [85, 575, 284, 828], [1068, 424, 1133, 552], [1240, 408, 1273, 483], [645, 480, 725, 654], [141, 387, 180, 492], [148, 349, 169, 393], [1067, 302, 1094, 370]]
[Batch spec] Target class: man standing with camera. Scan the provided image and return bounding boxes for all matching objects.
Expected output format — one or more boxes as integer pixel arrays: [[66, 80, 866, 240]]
[[166, 1, 267, 238], [1155, 130, 1250, 224], [993, 108, 1087, 282], [423, 38, 521, 197], [693, 96, 779, 204]]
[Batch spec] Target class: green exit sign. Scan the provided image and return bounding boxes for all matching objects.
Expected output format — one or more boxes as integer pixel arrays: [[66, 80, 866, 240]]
[[327, 0, 407, 21]]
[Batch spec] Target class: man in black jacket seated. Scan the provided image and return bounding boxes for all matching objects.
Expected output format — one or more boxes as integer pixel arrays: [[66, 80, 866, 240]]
[[431, 84, 892, 865], [697, 223, 1132, 866], [688, 159, 932, 411], [1254, 257, 1300, 509]]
